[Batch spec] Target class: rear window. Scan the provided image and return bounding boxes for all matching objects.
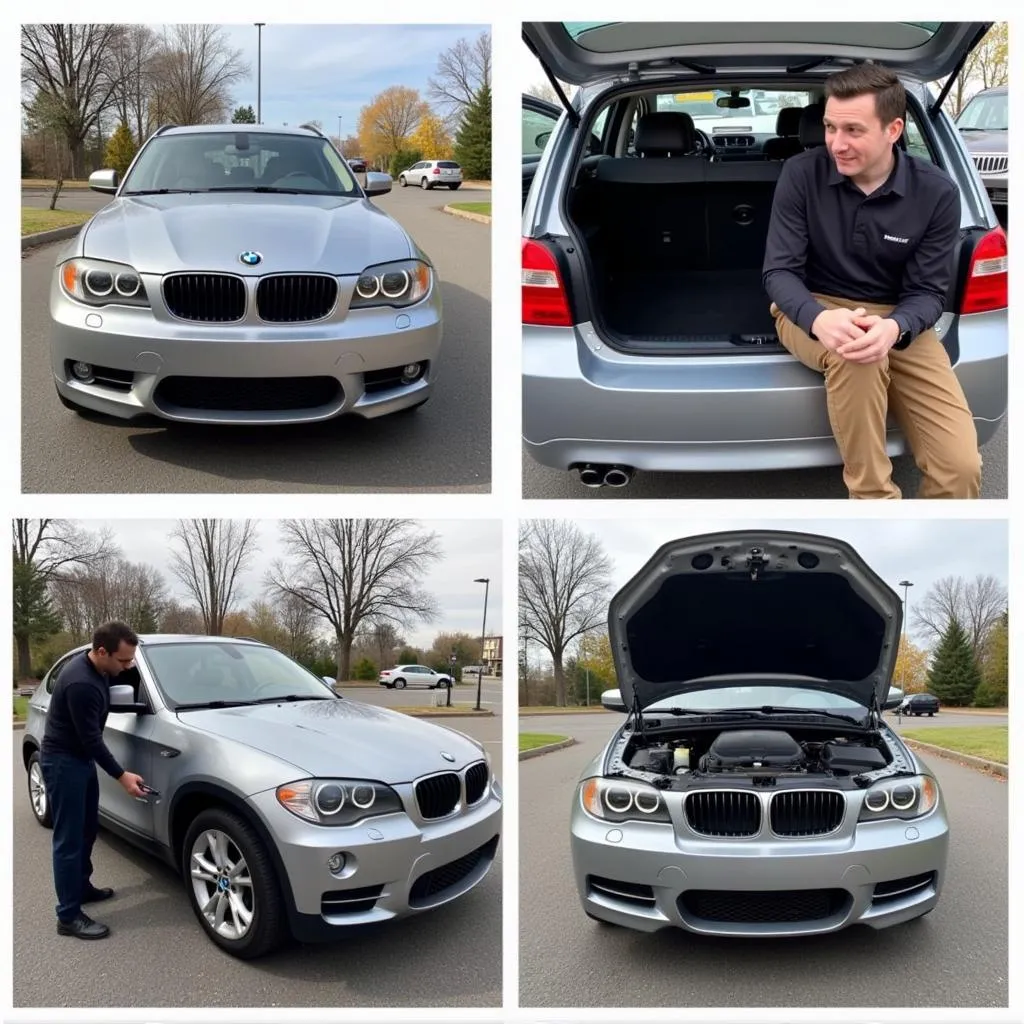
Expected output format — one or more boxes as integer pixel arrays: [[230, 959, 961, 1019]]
[[438, 161, 461, 168]]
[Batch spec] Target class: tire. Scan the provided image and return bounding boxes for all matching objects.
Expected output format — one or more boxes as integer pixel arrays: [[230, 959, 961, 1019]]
[[435, 679, 451, 689], [420, 177, 430, 190], [448, 183, 461, 190], [27, 751, 53, 829], [399, 175, 407, 187], [394, 678, 407, 689], [182, 807, 286, 959], [928, 712, 935, 716]]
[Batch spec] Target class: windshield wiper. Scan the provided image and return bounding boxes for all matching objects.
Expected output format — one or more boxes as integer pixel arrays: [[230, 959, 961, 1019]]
[[205, 186, 305, 194], [251, 694, 334, 704], [173, 699, 258, 711], [724, 705, 867, 726], [122, 188, 198, 195]]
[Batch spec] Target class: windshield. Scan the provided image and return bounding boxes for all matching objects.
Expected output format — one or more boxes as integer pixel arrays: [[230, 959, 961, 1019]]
[[644, 685, 870, 713], [956, 92, 1008, 131], [121, 132, 359, 196], [143, 642, 336, 708], [656, 89, 813, 127]]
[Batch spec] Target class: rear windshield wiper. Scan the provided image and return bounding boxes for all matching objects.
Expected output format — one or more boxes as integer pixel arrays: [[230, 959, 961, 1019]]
[[251, 694, 335, 704], [173, 699, 258, 711]]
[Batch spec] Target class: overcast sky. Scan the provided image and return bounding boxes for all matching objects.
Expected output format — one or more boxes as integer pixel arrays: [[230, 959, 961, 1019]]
[[80, 519, 501, 648], [525, 517, 1007, 650], [216, 23, 487, 135]]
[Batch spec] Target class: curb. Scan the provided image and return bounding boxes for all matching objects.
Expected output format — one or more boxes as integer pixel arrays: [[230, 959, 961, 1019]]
[[519, 736, 576, 760], [22, 225, 83, 250], [399, 709, 494, 719], [903, 738, 1008, 777], [13, 721, 25, 730], [519, 709, 609, 716], [443, 205, 491, 225]]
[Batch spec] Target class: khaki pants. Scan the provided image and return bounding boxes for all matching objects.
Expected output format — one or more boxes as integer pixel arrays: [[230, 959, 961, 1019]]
[[771, 294, 981, 499]]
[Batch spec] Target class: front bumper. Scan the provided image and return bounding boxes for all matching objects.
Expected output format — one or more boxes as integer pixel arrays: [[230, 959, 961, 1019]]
[[49, 272, 442, 424], [570, 793, 948, 937], [249, 777, 501, 941], [523, 310, 1006, 472]]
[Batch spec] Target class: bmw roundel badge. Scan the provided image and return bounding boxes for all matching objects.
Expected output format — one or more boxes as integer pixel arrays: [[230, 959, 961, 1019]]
[[441, 751, 456, 763], [239, 250, 262, 266]]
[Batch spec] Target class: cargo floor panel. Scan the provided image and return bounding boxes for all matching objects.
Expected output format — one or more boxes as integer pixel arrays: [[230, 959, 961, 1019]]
[[600, 269, 779, 348]]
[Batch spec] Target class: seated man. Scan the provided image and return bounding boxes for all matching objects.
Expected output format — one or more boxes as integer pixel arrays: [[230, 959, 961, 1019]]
[[762, 65, 980, 499]]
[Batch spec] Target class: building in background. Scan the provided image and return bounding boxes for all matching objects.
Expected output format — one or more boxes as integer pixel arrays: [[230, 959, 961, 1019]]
[[482, 635, 503, 676]]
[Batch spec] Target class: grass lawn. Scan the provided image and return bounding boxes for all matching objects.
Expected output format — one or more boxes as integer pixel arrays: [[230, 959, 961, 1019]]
[[449, 202, 491, 216], [22, 178, 91, 189], [22, 208, 92, 236], [13, 695, 29, 719], [520, 732, 568, 752], [902, 726, 1008, 765]]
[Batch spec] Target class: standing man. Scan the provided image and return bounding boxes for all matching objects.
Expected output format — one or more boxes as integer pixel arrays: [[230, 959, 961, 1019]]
[[763, 64, 980, 499], [40, 622, 147, 940]]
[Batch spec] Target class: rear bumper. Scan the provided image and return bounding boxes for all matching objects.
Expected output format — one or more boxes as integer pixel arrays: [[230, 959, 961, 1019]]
[[522, 312, 1006, 472]]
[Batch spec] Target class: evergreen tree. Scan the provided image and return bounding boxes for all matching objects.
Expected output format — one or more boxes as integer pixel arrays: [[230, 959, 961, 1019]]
[[104, 122, 138, 178], [12, 562, 61, 678], [232, 105, 256, 124], [927, 617, 981, 706], [454, 83, 491, 180]]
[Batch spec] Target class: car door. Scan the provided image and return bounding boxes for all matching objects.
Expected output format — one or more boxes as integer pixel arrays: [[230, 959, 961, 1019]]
[[97, 662, 159, 838]]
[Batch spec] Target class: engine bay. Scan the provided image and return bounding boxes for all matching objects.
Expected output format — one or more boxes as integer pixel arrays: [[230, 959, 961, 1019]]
[[614, 722, 907, 791]]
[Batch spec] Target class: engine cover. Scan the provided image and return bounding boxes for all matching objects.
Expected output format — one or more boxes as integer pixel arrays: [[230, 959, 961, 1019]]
[[705, 729, 803, 770]]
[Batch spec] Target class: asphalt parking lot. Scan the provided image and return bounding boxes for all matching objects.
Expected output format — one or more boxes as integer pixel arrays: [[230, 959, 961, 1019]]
[[523, 414, 1008, 498], [21, 183, 491, 493], [12, 710, 502, 1008], [341, 678, 503, 715], [518, 712, 1008, 1008]]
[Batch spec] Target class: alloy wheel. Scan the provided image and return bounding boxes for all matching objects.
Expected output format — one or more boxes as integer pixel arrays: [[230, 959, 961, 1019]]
[[29, 760, 47, 820], [190, 828, 255, 941]]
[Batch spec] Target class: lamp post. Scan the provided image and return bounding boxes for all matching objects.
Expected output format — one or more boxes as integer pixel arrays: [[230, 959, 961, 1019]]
[[474, 578, 490, 712], [337, 114, 342, 146], [255, 24, 265, 124], [898, 579, 914, 719]]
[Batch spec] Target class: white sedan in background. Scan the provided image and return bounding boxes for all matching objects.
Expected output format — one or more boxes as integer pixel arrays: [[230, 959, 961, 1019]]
[[379, 664, 453, 689]]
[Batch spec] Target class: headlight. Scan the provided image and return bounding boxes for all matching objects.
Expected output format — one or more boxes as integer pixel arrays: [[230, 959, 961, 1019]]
[[60, 258, 150, 307], [350, 259, 431, 309], [858, 775, 938, 822], [276, 778, 403, 826], [580, 777, 671, 824]]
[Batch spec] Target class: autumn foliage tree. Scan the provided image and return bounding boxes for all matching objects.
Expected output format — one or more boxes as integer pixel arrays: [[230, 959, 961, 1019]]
[[892, 636, 929, 694], [357, 86, 428, 169], [410, 111, 452, 160]]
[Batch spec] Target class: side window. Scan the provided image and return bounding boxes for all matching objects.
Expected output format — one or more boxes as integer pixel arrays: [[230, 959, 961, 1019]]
[[45, 653, 77, 694], [523, 102, 560, 157], [902, 107, 934, 163]]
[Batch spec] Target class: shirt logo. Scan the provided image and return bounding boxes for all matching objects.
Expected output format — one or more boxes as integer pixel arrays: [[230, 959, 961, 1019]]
[[883, 233, 910, 244]]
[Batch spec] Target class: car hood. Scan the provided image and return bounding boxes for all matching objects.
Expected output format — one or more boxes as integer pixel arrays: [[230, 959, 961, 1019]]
[[608, 530, 901, 712], [524, 22, 990, 88], [79, 192, 413, 275], [177, 698, 485, 782], [958, 128, 1007, 152]]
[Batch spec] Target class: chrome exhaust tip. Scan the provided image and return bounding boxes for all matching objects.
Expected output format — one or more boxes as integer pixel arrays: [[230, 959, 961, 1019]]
[[603, 466, 634, 488], [577, 464, 604, 488]]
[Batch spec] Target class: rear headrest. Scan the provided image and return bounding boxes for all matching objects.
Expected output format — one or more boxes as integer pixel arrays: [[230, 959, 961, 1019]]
[[774, 106, 803, 138], [635, 111, 697, 157], [798, 102, 826, 147]]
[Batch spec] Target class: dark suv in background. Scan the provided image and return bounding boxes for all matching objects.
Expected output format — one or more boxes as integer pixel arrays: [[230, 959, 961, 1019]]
[[956, 85, 1007, 223]]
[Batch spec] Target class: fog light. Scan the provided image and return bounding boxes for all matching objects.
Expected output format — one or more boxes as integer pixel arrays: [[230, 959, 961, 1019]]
[[71, 361, 94, 382], [401, 363, 422, 383], [327, 853, 346, 875]]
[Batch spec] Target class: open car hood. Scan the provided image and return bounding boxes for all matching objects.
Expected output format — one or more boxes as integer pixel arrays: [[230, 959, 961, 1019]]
[[608, 531, 902, 713], [524, 22, 991, 88]]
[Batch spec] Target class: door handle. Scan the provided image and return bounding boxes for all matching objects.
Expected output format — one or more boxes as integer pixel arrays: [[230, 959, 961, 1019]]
[[159, 749, 180, 758]]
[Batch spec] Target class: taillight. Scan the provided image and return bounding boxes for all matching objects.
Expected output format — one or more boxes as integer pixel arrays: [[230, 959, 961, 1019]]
[[960, 226, 1008, 314], [432, 167, 440, 175], [522, 238, 572, 327]]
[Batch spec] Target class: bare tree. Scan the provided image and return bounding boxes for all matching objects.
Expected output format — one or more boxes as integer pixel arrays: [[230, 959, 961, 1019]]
[[160, 598, 205, 634], [12, 519, 115, 676], [428, 31, 491, 128], [153, 24, 249, 125], [938, 22, 1008, 116], [273, 590, 318, 662], [527, 81, 560, 106], [911, 574, 1008, 655], [109, 24, 161, 144], [267, 520, 440, 681], [51, 556, 166, 640], [168, 520, 258, 635], [371, 621, 403, 670], [519, 520, 613, 706], [21, 24, 125, 178]]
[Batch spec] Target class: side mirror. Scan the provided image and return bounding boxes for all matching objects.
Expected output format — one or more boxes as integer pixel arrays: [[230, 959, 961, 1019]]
[[535, 130, 553, 149], [322, 676, 336, 686], [108, 684, 147, 714], [364, 172, 392, 196], [601, 688, 627, 713], [884, 686, 905, 710], [89, 169, 119, 194]]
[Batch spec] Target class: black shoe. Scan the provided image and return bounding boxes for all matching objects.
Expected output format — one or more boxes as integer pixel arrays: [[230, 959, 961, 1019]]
[[57, 912, 110, 940], [82, 885, 115, 904]]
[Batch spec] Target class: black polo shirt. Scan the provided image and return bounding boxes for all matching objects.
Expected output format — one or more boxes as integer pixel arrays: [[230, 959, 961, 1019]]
[[763, 144, 960, 345], [41, 650, 125, 778]]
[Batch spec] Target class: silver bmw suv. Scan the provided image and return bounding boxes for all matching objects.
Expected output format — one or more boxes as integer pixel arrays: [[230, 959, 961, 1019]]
[[22, 634, 501, 959], [571, 531, 948, 936], [522, 22, 1007, 490], [50, 123, 442, 425]]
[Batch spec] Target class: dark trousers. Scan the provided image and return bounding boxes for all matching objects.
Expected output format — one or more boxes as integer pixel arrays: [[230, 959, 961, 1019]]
[[40, 751, 99, 922]]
